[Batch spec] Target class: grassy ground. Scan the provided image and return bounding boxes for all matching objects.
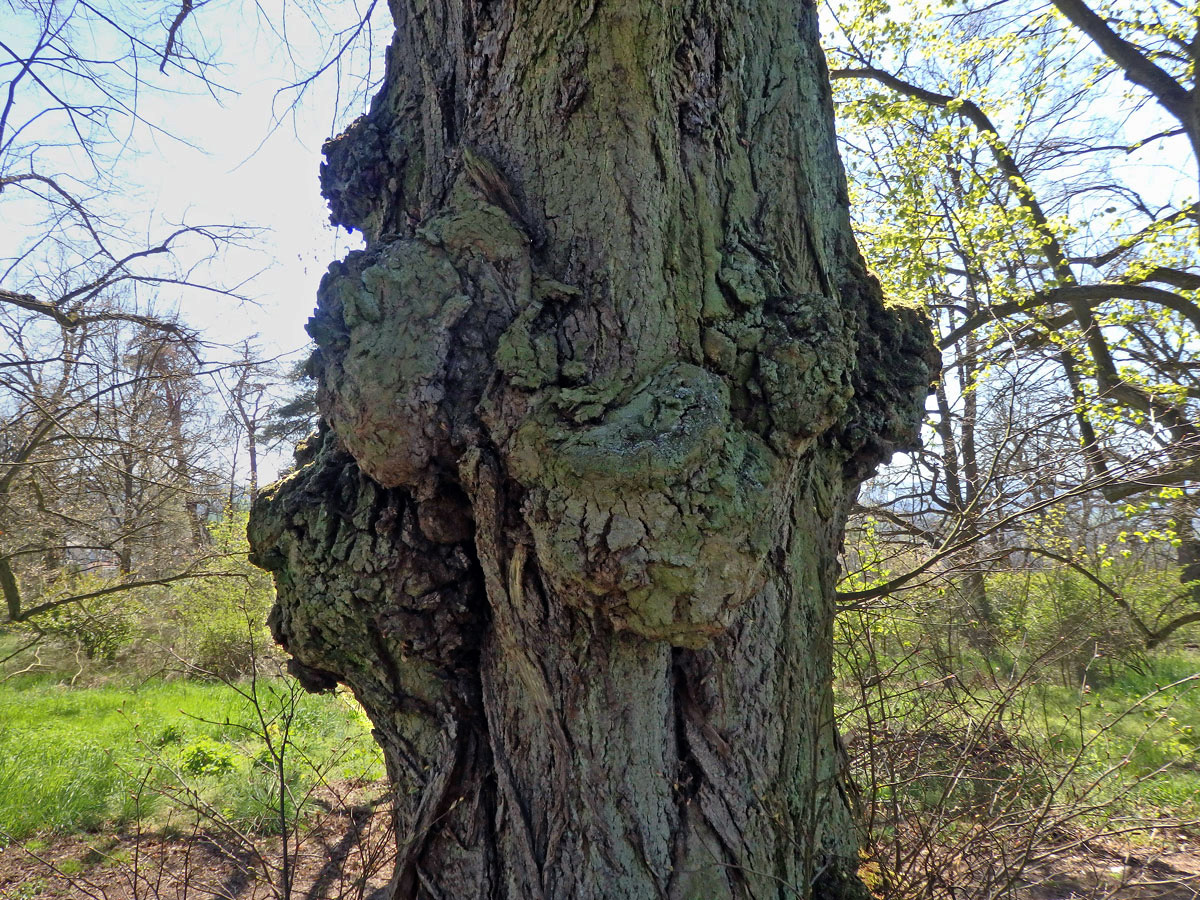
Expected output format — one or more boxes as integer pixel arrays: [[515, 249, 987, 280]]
[[0, 672, 383, 843], [6, 647, 1195, 845], [835, 643, 1200, 879], [1028, 652, 1200, 820], [2, 633, 1196, 900]]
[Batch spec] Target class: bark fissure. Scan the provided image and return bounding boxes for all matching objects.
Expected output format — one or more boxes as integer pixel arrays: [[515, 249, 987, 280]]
[[250, 1, 936, 896]]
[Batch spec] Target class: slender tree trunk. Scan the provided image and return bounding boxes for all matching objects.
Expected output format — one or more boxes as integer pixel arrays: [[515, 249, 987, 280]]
[[119, 448, 135, 575], [246, 428, 258, 504], [162, 380, 207, 546], [1176, 500, 1200, 605], [250, 2, 935, 897]]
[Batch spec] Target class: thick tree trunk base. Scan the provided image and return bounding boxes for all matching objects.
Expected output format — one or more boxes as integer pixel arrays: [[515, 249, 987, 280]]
[[249, 0, 935, 896]]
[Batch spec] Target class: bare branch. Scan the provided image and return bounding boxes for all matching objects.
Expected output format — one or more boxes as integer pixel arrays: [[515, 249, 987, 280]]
[[159, 0, 196, 73]]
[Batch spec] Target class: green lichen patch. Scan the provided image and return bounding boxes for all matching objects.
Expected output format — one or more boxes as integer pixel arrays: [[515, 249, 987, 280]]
[[307, 181, 536, 489], [502, 363, 785, 646]]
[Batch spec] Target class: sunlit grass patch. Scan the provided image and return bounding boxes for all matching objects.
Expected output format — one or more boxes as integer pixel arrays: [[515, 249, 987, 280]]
[[0, 675, 383, 842]]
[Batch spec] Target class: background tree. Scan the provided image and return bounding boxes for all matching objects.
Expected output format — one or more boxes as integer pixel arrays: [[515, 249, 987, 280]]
[[0, 0, 265, 639], [815, 10, 1200, 891], [257, 357, 318, 459], [221, 339, 274, 508], [248, 2, 935, 897], [826, 0, 1200, 653], [0, 307, 234, 626]]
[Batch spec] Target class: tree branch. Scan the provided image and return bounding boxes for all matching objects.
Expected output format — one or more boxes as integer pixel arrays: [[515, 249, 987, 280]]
[[0, 287, 189, 335], [7, 565, 247, 623], [940, 283, 1200, 348], [160, 0, 195, 73], [1050, 0, 1196, 146]]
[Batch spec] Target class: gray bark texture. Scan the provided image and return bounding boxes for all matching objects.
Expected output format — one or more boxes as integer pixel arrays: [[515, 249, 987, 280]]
[[248, 1, 937, 897]]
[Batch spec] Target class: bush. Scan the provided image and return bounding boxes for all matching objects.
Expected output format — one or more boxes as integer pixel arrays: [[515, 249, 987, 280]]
[[26, 585, 139, 662], [190, 621, 266, 679], [178, 738, 237, 776], [987, 562, 1180, 684], [175, 509, 278, 678]]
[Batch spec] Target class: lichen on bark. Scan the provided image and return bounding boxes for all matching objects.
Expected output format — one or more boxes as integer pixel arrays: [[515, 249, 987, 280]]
[[249, 0, 937, 896]]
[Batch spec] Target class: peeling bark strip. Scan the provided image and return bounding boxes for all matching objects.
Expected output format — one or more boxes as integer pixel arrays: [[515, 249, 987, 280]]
[[249, 1, 936, 897]]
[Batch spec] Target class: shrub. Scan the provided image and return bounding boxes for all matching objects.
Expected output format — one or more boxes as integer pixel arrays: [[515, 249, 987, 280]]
[[178, 738, 237, 777], [29, 587, 138, 662], [174, 509, 278, 678]]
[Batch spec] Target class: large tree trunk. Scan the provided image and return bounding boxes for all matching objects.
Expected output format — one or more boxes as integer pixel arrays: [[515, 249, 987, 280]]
[[248, 2, 935, 897]]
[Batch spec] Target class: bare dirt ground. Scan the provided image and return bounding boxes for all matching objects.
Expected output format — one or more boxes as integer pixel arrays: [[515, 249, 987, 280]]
[[0, 787, 396, 900], [1023, 833, 1200, 900], [3, 808, 1198, 899]]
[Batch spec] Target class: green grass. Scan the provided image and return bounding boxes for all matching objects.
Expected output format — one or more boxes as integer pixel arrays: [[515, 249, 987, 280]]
[[1027, 654, 1200, 818], [0, 674, 384, 842], [835, 646, 1200, 827]]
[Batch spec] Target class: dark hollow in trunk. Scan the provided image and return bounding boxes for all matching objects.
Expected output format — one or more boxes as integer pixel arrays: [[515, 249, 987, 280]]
[[249, 1, 936, 896]]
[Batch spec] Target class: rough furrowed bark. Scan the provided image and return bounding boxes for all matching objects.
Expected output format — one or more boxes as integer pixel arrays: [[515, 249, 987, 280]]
[[248, 1, 936, 897]]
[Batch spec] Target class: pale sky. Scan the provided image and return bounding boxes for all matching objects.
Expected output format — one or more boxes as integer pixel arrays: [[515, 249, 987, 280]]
[[2, 1, 387, 480], [132, 12, 373, 361], [6, 1, 383, 359]]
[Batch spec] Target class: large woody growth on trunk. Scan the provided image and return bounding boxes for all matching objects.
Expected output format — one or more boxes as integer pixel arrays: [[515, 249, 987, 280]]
[[249, 1, 935, 896]]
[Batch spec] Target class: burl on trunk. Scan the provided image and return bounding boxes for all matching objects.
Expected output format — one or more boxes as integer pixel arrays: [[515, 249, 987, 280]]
[[248, 1, 935, 897]]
